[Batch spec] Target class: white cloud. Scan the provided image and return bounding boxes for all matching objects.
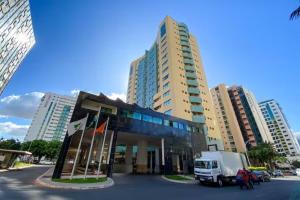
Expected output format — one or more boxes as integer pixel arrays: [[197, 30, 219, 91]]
[[70, 89, 80, 97], [0, 122, 29, 137], [0, 92, 44, 119], [107, 92, 126, 102]]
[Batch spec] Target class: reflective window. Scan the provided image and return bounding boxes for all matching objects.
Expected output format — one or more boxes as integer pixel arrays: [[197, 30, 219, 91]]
[[173, 122, 178, 129], [178, 123, 184, 130], [164, 99, 171, 106], [164, 109, 172, 115], [164, 120, 170, 126], [142, 114, 152, 123], [160, 23, 166, 37], [153, 117, 163, 125]]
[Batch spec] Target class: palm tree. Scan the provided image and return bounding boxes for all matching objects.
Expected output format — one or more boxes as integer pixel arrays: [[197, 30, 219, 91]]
[[290, 6, 300, 20]]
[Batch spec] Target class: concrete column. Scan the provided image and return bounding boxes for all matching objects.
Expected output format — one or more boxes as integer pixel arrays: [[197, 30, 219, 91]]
[[155, 147, 159, 173], [125, 145, 133, 173], [136, 140, 148, 173]]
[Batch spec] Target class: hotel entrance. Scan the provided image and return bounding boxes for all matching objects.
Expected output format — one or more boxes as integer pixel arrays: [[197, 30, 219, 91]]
[[113, 132, 161, 174]]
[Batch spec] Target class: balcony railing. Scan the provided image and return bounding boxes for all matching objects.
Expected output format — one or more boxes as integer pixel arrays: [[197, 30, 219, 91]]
[[186, 79, 198, 86], [189, 96, 202, 104], [192, 115, 205, 123], [191, 105, 204, 113], [186, 72, 197, 79], [188, 87, 200, 94]]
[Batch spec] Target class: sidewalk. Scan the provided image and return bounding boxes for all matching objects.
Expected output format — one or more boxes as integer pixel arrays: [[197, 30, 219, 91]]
[[35, 167, 114, 190]]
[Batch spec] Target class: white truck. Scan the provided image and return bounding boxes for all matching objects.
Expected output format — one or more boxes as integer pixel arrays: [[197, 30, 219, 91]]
[[194, 151, 248, 186]]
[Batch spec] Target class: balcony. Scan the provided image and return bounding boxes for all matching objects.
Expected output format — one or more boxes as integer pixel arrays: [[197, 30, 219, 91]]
[[179, 32, 189, 38], [189, 96, 202, 104], [180, 40, 190, 46], [188, 87, 200, 94], [186, 72, 197, 79], [191, 105, 204, 113], [184, 65, 194, 71], [184, 59, 194, 65], [186, 79, 198, 86], [192, 115, 205, 123], [182, 52, 192, 59], [178, 26, 187, 32], [182, 46, 191, 52]]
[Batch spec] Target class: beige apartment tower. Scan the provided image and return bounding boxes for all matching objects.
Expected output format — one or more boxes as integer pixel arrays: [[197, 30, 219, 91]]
[[210, 84, 246, 152], [127, 16, 223, 150]]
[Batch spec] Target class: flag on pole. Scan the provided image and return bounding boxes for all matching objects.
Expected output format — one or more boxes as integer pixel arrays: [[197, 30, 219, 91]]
[[67, 116, 88, 136], [95, 120, 107, 135]]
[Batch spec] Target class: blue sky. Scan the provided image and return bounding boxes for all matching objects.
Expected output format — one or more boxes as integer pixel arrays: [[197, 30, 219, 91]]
[[1, 0, 300, 140]]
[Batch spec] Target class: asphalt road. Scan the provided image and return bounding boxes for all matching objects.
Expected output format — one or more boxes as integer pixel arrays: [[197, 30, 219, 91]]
[[1, 166, 300, 200]]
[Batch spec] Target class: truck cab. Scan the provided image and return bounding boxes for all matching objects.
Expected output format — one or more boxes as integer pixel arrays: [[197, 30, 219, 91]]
[[194, 158, 222, 186]]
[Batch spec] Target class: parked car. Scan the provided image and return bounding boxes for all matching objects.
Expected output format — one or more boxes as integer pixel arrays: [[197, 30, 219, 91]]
[[39, 160, 54, 165], [253, 170, 271, 182], [273, 170, 284, 177], [296, 168, 300, 176]]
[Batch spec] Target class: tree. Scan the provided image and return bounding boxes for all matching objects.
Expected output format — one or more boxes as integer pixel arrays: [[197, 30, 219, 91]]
[[290, 6, 300, 20], [248, 143, 277, 168], [21, 140, 48, 162], [45, 140, 62, 160], [0, 138, 21, 150], [292, 160, 300, 168]]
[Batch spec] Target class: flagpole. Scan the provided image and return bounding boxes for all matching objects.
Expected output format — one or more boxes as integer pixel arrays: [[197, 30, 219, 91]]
[[84, 106, 101, 179], [70, 113, 89, 179], [96, 117, 110, 179], [106, 131, 114, 165]]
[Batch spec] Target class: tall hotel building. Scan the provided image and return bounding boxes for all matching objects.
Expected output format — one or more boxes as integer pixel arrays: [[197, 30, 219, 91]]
[[259, 100, 300, 156], [24, 93, 76, 142], [228, 86, 273, 148], [210, 84, 246, 152], [0, 0, 35, 94], [127, 16, 223, 150]]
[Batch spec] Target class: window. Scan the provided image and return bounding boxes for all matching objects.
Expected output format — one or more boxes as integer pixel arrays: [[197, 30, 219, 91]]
[[142, 114, 152, 123], [186, 125, 191, 132], [153, 117, 163, 125], [212, 161, 218, 169], [163, 74, 169, 81], [163, 82, 169, 90], [164, 120, 170, 126], [162, 66, 168, 74], [164, 99, 171, 106], [173, 122, 178, 128], [160, 23, 166, 37], [164, 109, 172, 115], [163, 90, 170, 98], [178, 123, 184, 130]]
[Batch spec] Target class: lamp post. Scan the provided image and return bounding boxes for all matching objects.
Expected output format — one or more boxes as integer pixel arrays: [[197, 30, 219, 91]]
[[245, 140, 251, 167]]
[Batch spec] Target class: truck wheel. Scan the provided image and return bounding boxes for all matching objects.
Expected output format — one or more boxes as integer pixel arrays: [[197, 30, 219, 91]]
[[217, 178, 223, 187]]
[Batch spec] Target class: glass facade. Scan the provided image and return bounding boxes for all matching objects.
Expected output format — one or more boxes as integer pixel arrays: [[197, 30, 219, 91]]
[[0, 0, 35, 94], [136, 43, 158, 108]]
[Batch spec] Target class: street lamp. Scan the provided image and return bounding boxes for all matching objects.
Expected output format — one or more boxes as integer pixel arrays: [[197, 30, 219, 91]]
[[245, 140, 251, 167]]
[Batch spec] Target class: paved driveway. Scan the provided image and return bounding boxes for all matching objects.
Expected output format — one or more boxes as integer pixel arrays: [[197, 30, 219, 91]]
[[1, 166, 300, 200]]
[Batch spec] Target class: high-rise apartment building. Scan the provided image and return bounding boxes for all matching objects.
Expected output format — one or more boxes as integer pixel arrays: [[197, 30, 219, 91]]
[[127, 16, 223, 150], [24, 93, 76, 142], [259, 100, 300, 156], [0, 0, 35, 94], [210, 84, 246, 152], [228, 86, 273, 148]]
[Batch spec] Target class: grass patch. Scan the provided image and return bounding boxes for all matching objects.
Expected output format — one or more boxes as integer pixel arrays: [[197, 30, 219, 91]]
[[13, 161, 32, 168], [52, 177, 107, 184], [165, 175, 191, 181]]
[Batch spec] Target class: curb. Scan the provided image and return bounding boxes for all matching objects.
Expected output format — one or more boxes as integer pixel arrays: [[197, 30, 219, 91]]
[[35, 168, 114, 190], [161, 175, 196, 184]]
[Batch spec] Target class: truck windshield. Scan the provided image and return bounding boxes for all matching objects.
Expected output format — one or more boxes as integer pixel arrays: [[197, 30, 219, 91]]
[[195, 161, 211, 169]]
